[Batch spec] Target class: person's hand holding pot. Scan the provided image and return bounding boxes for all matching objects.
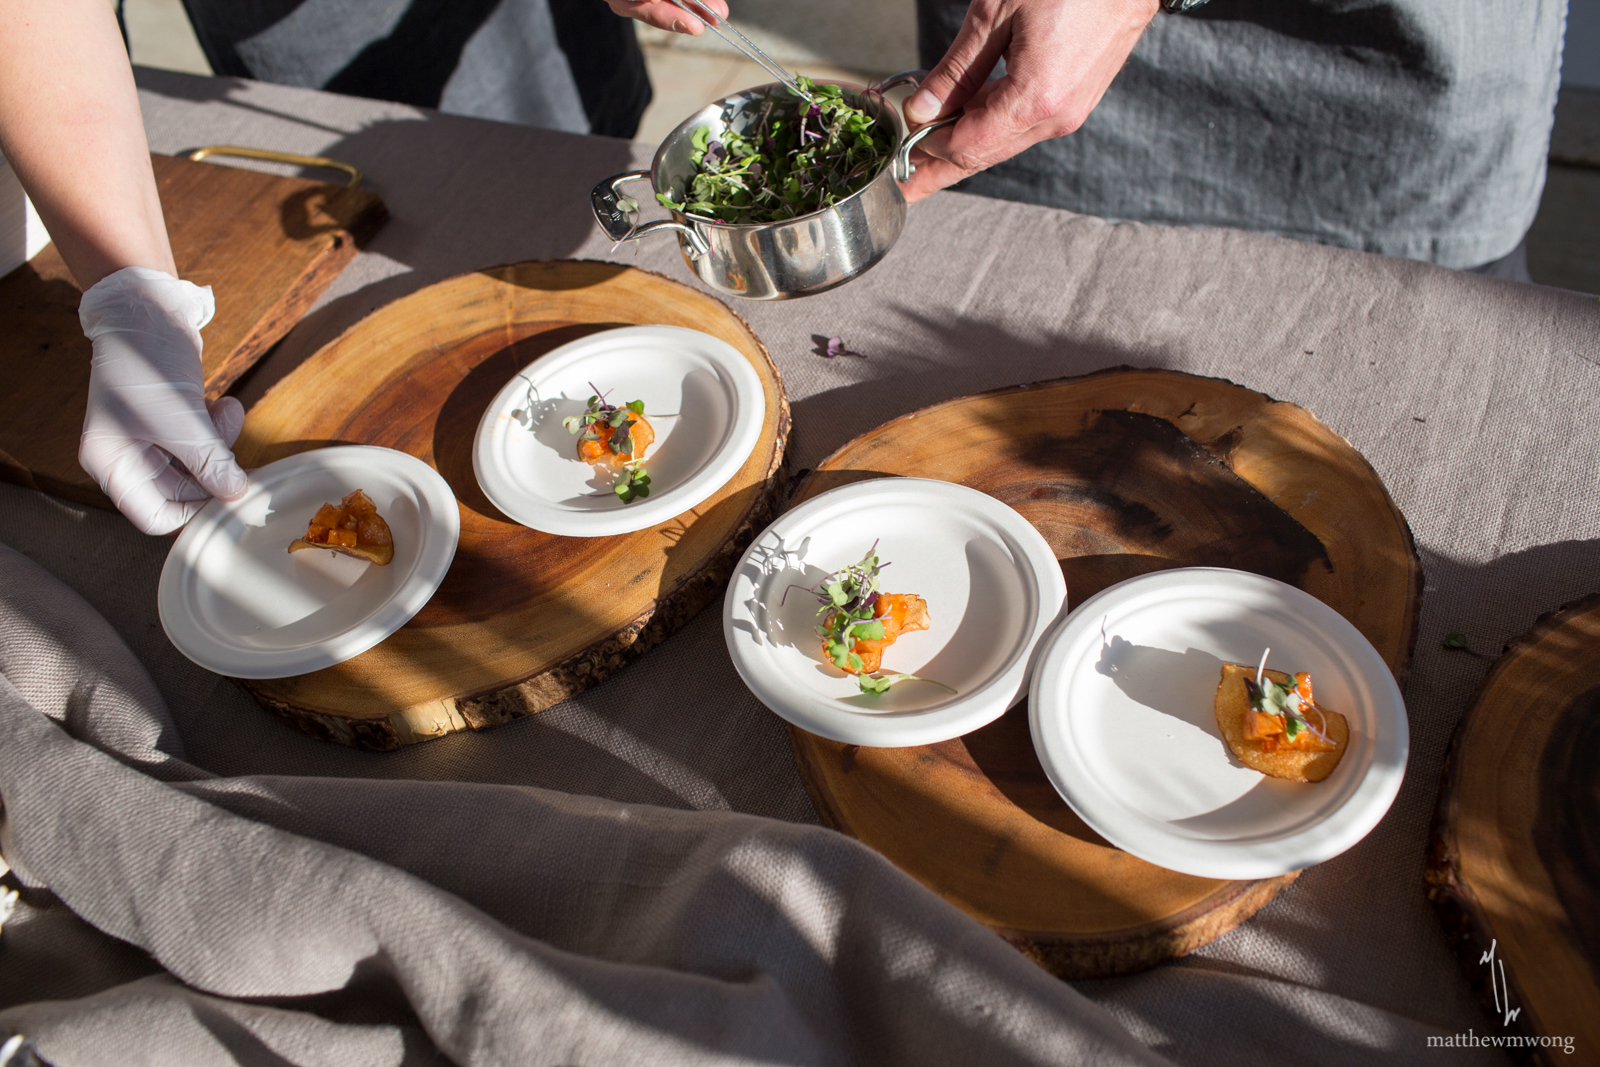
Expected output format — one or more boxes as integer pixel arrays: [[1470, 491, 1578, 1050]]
[[900, 0, 1160, 204]]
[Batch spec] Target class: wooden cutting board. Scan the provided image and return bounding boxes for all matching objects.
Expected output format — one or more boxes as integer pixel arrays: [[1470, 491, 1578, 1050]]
[[788, 368, 1421, 979], [0, 152, 386, 506], [1427, 595, 1600, 1064], [231, 261, 790, 750]]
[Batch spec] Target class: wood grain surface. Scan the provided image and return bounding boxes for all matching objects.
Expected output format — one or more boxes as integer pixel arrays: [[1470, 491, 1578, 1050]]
[[232, 261, 789, 750], [1427, 594, 1600, 1065], [789, 368, 1421, 979], [0, 152, 386, 506]]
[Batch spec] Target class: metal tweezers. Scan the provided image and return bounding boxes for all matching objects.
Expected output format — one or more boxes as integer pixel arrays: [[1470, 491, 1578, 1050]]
[[657, 0, 821, 105]]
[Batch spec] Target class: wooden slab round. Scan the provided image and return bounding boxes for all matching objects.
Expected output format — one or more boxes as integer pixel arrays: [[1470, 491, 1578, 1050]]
[[232, 261, 788, 749], [788, 367, 1420, 979], [1427, 595, 1600, 1061]]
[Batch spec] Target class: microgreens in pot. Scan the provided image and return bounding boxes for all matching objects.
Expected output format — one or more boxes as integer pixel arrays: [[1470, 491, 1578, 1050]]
[[564, 383, 652, 504], [657, 76, 895, 225], [782, 541, 953, 695]]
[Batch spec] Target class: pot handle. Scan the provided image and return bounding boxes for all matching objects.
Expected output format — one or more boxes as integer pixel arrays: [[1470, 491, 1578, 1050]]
[[590, 171, 710, 259], [868, 70, 963, 183]]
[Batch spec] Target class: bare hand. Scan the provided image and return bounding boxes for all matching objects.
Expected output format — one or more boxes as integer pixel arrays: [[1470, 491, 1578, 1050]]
[[602, 0, 730, 37], [899, 0, 1160, 204]]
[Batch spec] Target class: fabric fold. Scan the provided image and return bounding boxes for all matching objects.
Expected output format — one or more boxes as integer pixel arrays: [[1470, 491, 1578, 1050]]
[[0, 544, 1166, 1067]]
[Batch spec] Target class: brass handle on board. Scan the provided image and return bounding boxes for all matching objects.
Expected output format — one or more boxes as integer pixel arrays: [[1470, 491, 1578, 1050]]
[[186, 145, 364, 189]]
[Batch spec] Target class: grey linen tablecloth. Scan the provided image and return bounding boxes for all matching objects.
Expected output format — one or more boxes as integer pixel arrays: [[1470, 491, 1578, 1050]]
[[1, 68, 1596, 1064]]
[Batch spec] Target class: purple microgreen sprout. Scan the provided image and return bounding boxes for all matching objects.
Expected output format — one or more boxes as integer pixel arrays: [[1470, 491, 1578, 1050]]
[[822, 335, 865, 359]]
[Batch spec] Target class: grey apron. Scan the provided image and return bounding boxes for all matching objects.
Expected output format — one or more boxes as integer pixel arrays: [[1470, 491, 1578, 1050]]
[[916, 0, 1567, 268], [177, 0, 652, 139]]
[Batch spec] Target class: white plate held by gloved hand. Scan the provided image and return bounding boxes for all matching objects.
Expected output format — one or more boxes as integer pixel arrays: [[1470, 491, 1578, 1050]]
[[159, 445, 459, 679]]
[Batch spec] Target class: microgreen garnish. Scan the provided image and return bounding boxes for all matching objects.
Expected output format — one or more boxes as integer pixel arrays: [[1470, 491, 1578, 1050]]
[[806, 542, 884, 673], [562, 385, 645, 446], [791, 543, 953, 695], [565, 384, 651, 505], [1244, 648, 1331, 745], [613, 466, 650, 503], [656, 76, 894, 225], [857, 673, 957, 695]]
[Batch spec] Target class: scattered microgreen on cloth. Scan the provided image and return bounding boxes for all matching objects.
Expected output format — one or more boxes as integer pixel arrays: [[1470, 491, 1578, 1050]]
[[657, 76, 894, 225], [824, 336, 864, 358], [1442, 631, 1492, 658]]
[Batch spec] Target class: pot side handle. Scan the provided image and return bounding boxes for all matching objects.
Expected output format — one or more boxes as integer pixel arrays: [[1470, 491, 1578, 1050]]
[[867, 70, 962, 183], [590, 171, 710, 258]]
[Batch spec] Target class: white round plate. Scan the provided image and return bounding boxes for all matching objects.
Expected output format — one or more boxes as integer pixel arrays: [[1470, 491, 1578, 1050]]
[[159, 445, 460, 679], [1029, 567, 1408, 879], [723, 478, 1068, 747], [472, 324, 765, 537]]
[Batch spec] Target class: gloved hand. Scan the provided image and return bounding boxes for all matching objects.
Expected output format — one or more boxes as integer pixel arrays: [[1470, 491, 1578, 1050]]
[[78, 266, 248, 535]]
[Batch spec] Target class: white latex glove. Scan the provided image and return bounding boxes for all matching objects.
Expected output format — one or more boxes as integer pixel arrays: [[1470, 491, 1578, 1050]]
[[78, 266, 247, 535]]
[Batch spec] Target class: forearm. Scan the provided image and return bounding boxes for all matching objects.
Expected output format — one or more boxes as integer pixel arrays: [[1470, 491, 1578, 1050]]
[[0, 0, 175, 288]]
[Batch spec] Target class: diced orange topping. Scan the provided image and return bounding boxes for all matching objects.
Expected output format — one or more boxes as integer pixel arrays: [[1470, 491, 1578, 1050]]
[[577, 413, 654, 468], [1245, 709, 1284, 742], [357, 515, 391, 546], [1285, 709, 1340, 752], [343, 489, 377, 518], [824, 593, 931, 675], [876, 593, 931, 636], [1241, 671, 1336, 752], [290, 489, 394, 565]]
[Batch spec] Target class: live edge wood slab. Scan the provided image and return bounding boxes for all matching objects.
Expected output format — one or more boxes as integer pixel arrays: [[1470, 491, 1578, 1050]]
[[0, 152, 386, 507], [232, 261, 789, 750], [788, 368, 1421, 980], [1427, 595, 1600, 1065]]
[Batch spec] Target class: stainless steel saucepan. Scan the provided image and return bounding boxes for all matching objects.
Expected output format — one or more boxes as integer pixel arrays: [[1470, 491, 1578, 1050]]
[[590, 70, 955, 301]]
